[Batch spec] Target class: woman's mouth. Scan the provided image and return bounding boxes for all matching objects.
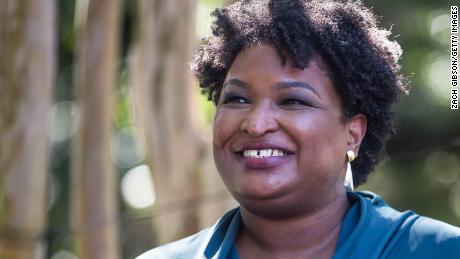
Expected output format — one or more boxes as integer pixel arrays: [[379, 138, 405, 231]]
[[242, 149, 288, 158], [235, 148, 294, 169]]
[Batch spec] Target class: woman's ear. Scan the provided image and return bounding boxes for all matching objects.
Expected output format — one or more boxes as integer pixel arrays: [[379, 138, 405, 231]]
[[346, 114, 367, 153]]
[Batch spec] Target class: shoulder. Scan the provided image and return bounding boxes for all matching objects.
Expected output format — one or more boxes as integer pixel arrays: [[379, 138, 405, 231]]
[[353, 191, 460, 258], [390, 216, 460, 257], [135, 228, 210, 259], [410, 216, 460, 239], [136, 208, 241, 259]]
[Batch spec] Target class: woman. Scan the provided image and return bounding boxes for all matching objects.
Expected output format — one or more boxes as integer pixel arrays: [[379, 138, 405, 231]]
[[138, 0, 460, 258]]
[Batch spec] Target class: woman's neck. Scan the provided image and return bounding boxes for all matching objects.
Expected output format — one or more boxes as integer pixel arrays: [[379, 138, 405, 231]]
[[235, 191, 350, 259]]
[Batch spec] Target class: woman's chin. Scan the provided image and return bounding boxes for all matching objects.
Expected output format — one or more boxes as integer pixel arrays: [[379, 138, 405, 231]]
[[230, 180, 290, 201], [233, 188, 282, 201], [232, 190, 309, 219]]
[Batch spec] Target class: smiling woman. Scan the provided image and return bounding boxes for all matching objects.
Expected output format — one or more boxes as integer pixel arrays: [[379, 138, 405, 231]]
[[137, 0, 460, 258], [213, 46, 361, 222]]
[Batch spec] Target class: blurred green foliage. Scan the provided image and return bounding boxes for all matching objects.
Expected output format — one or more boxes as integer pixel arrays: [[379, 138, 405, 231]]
[[357, 0, 460, 227]]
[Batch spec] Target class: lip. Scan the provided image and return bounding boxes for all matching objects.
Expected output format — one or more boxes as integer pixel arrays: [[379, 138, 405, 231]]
[[237, 155, 293, 169], [234, 141, 295, 170]]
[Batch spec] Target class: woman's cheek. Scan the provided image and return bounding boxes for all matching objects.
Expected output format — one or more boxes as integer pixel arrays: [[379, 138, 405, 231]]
[[213, 110, 226, 144], [213, 109, 237, 148]]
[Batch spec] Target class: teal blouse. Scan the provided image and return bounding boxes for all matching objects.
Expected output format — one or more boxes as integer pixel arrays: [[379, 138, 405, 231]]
[[137, 191, 460, 259]]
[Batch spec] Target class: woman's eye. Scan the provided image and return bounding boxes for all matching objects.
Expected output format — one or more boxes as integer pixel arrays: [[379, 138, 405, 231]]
[[222, 95, 248, 104], [280, 98, 309, 107]]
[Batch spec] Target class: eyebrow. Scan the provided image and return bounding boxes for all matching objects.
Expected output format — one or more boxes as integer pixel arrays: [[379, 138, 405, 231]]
[[272, 81, 321, 99], [222, 78, 249, 90], [223, 78, 321, 99]]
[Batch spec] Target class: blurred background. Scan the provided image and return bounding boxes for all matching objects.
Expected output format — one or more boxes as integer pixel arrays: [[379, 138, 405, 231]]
[[0, 0, 459, 258]]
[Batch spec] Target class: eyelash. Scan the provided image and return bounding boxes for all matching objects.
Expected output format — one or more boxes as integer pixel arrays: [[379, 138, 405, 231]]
[[279, 98, 310, 106], [221, 95, 312, 107], [222, 95, 248, 104]]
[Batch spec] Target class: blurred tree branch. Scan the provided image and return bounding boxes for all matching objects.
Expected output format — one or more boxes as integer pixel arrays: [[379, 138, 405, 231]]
[[71, 0, 121, 258], [0, 0, 55, 258], [129, 0, 213, 244]]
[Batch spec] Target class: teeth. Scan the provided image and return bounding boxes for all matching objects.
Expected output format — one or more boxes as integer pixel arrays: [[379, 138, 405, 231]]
[[242, 149, 288, 158]]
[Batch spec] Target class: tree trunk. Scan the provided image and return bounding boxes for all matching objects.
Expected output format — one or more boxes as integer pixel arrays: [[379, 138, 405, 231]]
[[130, 0, 240, 245], [71, 0, 121, 258], [129, 0, 206, 244], [0, 0, 55, 258]]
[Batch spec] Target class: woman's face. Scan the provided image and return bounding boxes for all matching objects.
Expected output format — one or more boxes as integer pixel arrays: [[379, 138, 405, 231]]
[[212, 45, 365, 217]]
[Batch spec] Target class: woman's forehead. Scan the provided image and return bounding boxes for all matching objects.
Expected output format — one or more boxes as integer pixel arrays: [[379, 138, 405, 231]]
[[225, 45, 331, 88], [222, 44, 342, 107], [227, 44, 328, 76]]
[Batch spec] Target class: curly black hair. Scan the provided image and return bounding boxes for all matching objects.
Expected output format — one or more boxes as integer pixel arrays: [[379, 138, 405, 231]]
[[190, 0, 409, 186]]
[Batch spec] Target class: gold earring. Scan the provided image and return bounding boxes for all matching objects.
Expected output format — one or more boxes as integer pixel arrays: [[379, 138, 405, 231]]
[[346, 150, 356, 163], [345, 150, 356, 191]]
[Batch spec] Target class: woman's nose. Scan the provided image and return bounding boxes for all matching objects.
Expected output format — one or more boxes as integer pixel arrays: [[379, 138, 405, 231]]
[[240, 104, 278, 137]]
